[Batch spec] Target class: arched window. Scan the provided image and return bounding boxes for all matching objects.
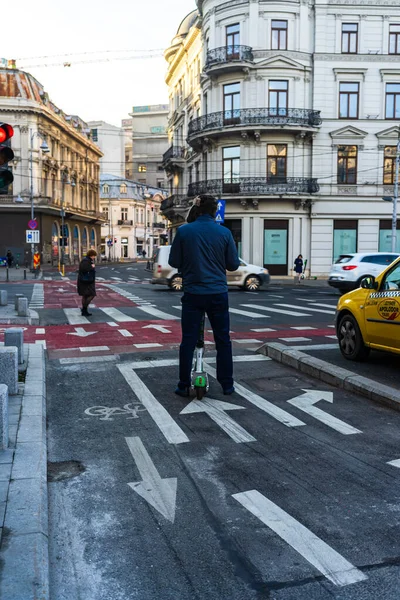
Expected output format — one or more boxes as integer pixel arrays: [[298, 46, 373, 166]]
[[120, 183, 127, 194], [90, 228, 96, 250], [103, 184, 110, 194]]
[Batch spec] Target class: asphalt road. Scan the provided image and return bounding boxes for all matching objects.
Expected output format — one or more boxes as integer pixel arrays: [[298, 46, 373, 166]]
[[47, 349, 400, 600]]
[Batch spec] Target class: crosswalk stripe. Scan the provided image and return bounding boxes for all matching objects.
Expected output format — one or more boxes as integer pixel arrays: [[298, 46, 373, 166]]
[[279, 337, 311, 342], [242, 304, 311, 317], [173, 305, 269, 319], [111, 277, 123, 281], [99, 307, 136, 322], [29, 283, 44, 309], [291, 326, 317, 331], [251, 328, 276, 332], [230, 308, 270, 319], [64, 308, 90, 325], [118, 329, 133, 337], [136, 305, 179, 320], [296, 299, 338, 309], [276, 303, 335, 315]]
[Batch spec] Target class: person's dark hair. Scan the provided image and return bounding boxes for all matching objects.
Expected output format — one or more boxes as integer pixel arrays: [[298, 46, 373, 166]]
[[87, 249, 97, 258], [187, 194, 218, 222]]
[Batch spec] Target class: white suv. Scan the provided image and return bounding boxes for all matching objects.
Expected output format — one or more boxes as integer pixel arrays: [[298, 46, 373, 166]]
[[151, 246, 270, 291], [328, 252, 400, 293]]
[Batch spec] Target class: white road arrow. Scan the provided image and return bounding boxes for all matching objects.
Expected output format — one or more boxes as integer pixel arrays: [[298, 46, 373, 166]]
[[67, 327, 98, 338], [142, 324, 172, 334], [180, 398, 256, 443], [125, 437, 177, 523], [287, 389, 362, 435]]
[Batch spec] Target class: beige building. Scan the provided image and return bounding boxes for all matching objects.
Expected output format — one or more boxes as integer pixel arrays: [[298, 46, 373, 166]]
[[129, 105, 169, 189], [0, 66, 103, 266]]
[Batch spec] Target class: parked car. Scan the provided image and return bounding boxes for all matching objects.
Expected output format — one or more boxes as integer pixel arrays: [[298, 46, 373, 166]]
[[151, 245, 270, 291], [328, 252, 400, 293], [335, 256, 400, 360]]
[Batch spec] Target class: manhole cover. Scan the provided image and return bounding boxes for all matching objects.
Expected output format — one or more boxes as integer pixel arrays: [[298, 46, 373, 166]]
[[47, 460, 85, 482]]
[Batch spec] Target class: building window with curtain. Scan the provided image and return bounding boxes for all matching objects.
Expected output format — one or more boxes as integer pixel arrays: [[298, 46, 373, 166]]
[[267, 145, 287, 182], [269, 81, 288, 116], [389, 24, 400, 54], [223, 146, 240, 193], [341, 24, 358, 53], [383, 146, 397, 184], [337, 146, 358, 184], [223, 83, 240, 124], [271, 21, 288, 50], [339, 83, 359, 118], [226, 23, 240, 58], [386, 83, 400, 119]]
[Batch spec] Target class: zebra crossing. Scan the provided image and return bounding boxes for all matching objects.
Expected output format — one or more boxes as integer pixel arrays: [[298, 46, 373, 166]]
[[29, 283, 44, 309]]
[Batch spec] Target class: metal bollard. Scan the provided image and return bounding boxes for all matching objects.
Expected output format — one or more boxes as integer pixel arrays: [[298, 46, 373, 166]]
[[6, 268, 9, 282], [24, 269, 27, 280]]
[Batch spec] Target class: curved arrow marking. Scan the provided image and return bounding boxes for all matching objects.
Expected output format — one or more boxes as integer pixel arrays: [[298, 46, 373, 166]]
[[287, 390, 362, 435], [126, 437, 177, 523]]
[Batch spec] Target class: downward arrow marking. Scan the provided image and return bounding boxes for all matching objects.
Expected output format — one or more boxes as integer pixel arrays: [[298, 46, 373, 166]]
[[287, 389, 362, 435], [125, 437, 177, 523]]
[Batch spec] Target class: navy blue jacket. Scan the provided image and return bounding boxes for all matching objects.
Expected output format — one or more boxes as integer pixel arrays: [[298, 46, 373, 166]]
[[168, 215, 240, 294]]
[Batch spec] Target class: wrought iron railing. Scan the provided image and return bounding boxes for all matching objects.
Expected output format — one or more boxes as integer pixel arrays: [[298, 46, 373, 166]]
[[117, 219, 133, 226], [188, 108, 322, 137], [188, 177, 319, 197], [161, 194, 190, 212], [162, 146, 185, 164], [205, 46, 254, 68]]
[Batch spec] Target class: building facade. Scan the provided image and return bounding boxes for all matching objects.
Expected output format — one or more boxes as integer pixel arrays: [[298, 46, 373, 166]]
[[162, 1, 400, 276], [0, 67, 103, 266], [130, 105, 169, 189], [87, 120, 125, 178], [99, 174, 167, 260]]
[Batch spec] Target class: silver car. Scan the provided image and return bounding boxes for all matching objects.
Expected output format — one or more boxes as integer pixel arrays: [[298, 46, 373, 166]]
[[151, 245, 270, 291], [328, 252, 400, 293]]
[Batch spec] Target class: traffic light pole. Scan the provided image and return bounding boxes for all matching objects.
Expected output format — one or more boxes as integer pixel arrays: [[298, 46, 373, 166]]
[[392, 136, 400, 253]]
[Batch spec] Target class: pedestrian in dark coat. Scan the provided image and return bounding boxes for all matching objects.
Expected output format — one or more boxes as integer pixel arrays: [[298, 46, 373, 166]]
[[294, 254, 304, 283], [77, 249, 97, 316], [6, 250, 13, 268]]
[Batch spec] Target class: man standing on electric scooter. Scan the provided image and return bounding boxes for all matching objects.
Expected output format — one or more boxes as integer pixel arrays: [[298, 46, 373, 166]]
[[169, 194, 240, 397]]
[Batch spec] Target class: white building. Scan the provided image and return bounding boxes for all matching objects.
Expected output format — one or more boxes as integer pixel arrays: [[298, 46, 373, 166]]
[[162, 1, 400, 277], [130, 105, 169, 189], [99, 174, 167, 260], [88, 121, 125, 178]]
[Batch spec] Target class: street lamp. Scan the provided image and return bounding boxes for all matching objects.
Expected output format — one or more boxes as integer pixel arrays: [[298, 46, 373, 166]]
[[29, 130, 50, 269]]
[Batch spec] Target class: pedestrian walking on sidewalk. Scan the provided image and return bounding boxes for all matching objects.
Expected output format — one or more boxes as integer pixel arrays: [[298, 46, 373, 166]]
[[169, 194, 240, 397], [77, 249, 97, 316], [6, 250, 13, 268], [294, 254, 304, 283]]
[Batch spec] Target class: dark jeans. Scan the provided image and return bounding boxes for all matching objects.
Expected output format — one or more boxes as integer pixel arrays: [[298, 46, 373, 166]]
[[179, 292, 233, 390]]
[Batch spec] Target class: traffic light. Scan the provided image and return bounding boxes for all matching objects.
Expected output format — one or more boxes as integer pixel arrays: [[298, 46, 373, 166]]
[[0, 123, 14, 189], [114, 237, 117, 244]]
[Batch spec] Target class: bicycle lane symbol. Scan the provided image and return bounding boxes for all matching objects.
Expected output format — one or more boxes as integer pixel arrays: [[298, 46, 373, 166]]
[[85, 404, 147, 421]]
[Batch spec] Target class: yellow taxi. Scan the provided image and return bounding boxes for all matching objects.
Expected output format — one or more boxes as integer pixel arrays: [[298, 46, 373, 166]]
[[335, 256, 400, 360]]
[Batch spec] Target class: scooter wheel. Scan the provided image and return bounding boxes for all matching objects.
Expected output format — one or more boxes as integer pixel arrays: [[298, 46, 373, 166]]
[[195, 387, 206, 400]]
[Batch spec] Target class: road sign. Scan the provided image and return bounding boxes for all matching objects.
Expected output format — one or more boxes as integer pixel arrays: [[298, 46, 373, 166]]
[[26, 230, 40, 244], [215, 199, 226, 224], [107, 239, 113, 247], [28, 219, 38, 230]]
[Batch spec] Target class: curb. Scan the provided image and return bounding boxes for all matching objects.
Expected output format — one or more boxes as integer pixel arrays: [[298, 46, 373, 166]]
[[257, 342, 400, 411], [0, 343, 49, 600]]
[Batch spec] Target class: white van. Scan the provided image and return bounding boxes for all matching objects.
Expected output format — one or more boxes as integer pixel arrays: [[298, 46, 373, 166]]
[[151, 246, 270, 291]]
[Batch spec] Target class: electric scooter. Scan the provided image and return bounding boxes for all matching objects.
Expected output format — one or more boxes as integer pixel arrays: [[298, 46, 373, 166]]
[[191, 312, 209, 400]]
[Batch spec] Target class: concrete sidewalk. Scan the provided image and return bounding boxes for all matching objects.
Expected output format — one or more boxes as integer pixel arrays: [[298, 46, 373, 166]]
[[0, 344, 48, 600], [0, 268, 42, 283], [0, 303, 39, 326]]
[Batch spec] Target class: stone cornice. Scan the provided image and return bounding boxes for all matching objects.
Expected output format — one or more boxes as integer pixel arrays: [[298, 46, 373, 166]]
[[315, 53, 400, 61]]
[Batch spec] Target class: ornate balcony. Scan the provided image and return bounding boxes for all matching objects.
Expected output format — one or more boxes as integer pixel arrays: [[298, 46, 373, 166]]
[[188, 177, 319, 197], [162, 145, 185, 166], [117, 219, 133, 226], [187, 108, 322, 146], [161, 194, 190, 213], [205, 46, 254, 74]]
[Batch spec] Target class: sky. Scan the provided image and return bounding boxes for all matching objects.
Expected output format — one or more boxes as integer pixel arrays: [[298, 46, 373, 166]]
[[5, 0, 196, 126]]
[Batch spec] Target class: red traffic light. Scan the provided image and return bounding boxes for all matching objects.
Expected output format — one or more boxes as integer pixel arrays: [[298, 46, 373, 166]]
[[0, 123, 14, 144]]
